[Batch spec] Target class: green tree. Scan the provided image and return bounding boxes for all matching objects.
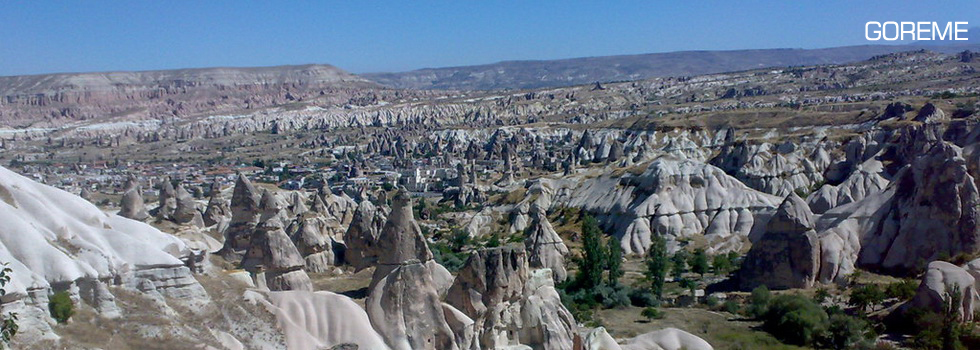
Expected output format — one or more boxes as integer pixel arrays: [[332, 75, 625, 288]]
[[941, 285, 964, 350], [762, 294, 828, 346], [576, 215, 606, 290], [848, 284, 885, 313], [885, 279, 918, 301], [0, 264, 17, 347], [671, 250, 689, 280], [748, 285, 771, 318], [821, 313, 871, 350], [448, 228, 470, 252], [689, 249, 709, 278], [813, 288, 831, 304], [679, 278, 697, 297], [486, 233, 501, 248], [711, 253, 732, 275], [606, 236, 623, 285], [644, 235, 669, 299], [49, 290, 74, 324], [641, 306, 664, 321]]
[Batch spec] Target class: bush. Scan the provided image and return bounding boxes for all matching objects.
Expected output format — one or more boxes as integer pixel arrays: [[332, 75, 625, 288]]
[[486, 233, 501, 247], [762, 294, 828, 346], [722, 300, 741, 314], [813, 288, 831, 304], [689, 249, 709, 277], [595, 283, 631, 309], [748, 285, 771, 318], [558, 287, 597, 323], [628, 288, 660, 307], [430, 242, 469, 272], [0, 263, 17, 346], [49, 291, 74, 324], [819, 313, 872, 350], [848, 284, 885, 313], [712, 253, 733, 275], [641, 306, 665, 321], [884, 279, 917, 301], [705, 295, 720, 308], [898, 287, 971, 350]]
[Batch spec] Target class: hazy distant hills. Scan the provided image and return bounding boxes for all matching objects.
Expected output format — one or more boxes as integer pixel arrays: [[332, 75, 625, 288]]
[[0, 64, 383, 127], [364, 43, 980, 90], [3, 43, 979, 127], [0, 64, 376, 97]]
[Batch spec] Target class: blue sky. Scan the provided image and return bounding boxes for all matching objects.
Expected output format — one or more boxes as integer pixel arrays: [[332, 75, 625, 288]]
[[0, 1, 976, 76]]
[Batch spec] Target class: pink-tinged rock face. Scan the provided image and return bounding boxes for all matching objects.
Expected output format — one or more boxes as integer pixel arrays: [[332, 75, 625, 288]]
[[0, 65, 382, 128]]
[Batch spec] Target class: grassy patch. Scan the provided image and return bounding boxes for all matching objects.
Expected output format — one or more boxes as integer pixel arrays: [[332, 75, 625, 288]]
[[595, 306, 813, 350]]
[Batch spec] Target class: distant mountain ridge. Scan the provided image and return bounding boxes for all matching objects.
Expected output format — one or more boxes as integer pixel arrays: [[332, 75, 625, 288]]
[[0, 64, 375, 97], [0, 64, 383, 127], [363, 43, 980, 90]]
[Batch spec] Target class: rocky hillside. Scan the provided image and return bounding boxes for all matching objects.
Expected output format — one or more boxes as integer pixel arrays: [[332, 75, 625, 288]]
[[364, 43, 980, 90], [0, 64, 386, 128], [0, 49, 978, 349]]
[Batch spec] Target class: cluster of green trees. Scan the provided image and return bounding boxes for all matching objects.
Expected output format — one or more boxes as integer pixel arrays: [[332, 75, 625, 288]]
[[746, 286, 874, 349], [643, 235, 740, 301], [428, 227, 472, 272], [559, 215, 641, 323], [896, 285, 977, 350], [560, 214, 746, 323], [742, 282, 978, 350]]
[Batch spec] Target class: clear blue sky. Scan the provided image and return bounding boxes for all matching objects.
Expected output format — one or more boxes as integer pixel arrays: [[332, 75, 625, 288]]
[[1, 1, 976, 76]]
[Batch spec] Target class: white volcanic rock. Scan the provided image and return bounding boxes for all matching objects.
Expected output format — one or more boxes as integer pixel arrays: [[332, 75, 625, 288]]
[[371, 190, 433, 279], [814, 141, 980, 282], [117, 177, 149, 221], [580, 327, 622, 350], [967, 258, 980, 287], [807, 156, 889, 214], [898, 260, 980, 322], [524, 204, 569, 282], [620, 328, 714, 350], [447, 246, 575, 350], [258, 190, 291, 229], [288, 192, 309, 217], [537, 157, 780, 255], [738, 193, 820, 290], [242, 221, 313, 291], [509, 201, 532, 234], [912, 103, 948, 124], [172, 182, 204, 227], [812, 189, 891, 284], [156, 178, 178, 220], [712, 141, 828, 197], [248, 290, 390, 350], [519, 268, 576, 350], [223, 173, 262, 254], [447, 246, 529, 349], [320, 187, 357, 227], [465, 207, 498, 238], [203, 183, 230, 227], [864, 142, 979, 273], [0, 165, 208, 326], [343, 200, 387, 270], [442, 302, 477, 350], [366, 262, 460, 350], [287, 216, 345, 273]]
